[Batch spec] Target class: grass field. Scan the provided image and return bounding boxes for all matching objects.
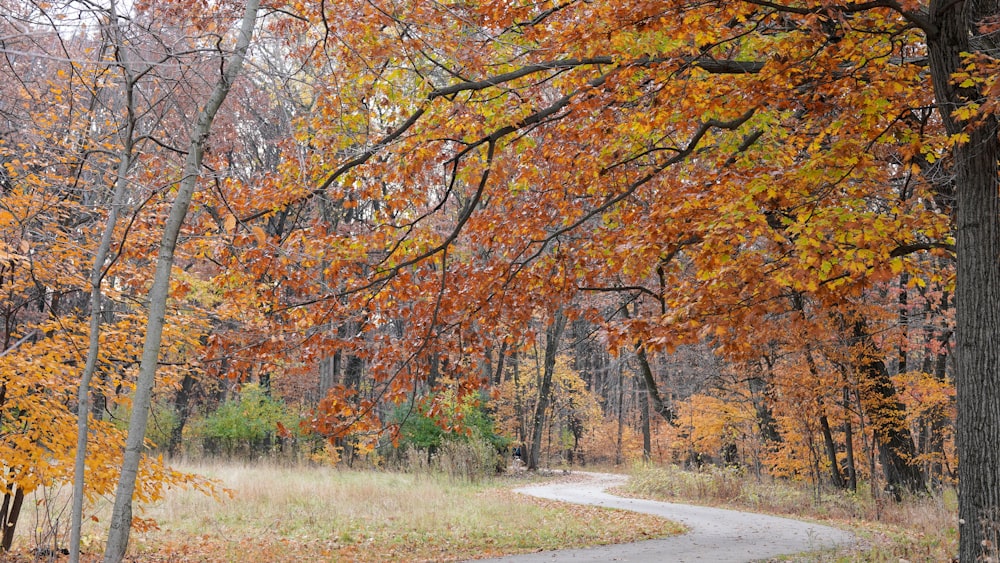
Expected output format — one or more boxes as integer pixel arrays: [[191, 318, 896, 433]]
[[6, 461, 959, 562], [7, 462, 681, 562]]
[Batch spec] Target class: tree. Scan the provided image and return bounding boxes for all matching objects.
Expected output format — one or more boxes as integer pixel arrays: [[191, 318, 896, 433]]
[[70, 1, 147, 558], [527, 310, 567, 470], [245, 1, 986, 557], [0, 1, 217, 555], [0, 0, 980, 555], [496, 351, 603, 467], [102, 1, 260, 560], [925, 1, 1000, 559]]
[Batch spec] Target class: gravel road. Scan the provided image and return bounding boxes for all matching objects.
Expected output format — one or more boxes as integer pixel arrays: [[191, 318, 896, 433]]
[[471, 472, 855, 562]]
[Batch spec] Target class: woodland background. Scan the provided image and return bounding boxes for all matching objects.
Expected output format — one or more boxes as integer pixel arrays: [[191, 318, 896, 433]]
[[0, 0, 993, 560]]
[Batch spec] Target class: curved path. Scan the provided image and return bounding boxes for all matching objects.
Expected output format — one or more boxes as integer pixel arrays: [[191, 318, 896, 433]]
[[473, 472, 856, 562]]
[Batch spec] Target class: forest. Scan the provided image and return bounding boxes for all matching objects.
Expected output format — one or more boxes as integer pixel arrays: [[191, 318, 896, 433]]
[[0, 0, 997, 561]]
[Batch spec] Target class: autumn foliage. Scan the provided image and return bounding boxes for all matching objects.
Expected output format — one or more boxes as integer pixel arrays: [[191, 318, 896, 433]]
[[4, 0, 1000, 559]]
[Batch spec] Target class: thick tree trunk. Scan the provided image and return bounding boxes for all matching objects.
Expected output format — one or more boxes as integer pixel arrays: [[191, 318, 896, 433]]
[[927, 1, 1000, 557], [951, 115, 1000, 559], [102, 3, 259, 561], [1, 485, 24, 551], [635, 344, 674, 422], [527, 310, 566, 471]]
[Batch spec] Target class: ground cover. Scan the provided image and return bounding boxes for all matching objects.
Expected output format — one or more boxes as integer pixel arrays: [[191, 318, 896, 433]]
[[3, 463, 681, 562]]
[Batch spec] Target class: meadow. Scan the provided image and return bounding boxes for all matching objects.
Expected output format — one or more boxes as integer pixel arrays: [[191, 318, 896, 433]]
[[3, 461, 961, 562], [6, 462, 680, 562]]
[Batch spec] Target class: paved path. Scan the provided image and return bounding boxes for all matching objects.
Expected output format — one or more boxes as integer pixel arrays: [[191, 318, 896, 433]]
[[472, 472, 856, 562]]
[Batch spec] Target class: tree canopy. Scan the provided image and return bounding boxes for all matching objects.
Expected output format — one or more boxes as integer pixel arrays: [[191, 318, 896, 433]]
[[1, 0, 998, 561]]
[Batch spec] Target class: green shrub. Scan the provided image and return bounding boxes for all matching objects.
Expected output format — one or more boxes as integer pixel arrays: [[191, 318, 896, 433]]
[[189, 384, 301, 459], [387, 391, 510, 479]]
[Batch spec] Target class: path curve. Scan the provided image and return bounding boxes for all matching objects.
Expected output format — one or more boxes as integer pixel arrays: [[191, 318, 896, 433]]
[[472, 472, 855, 562]]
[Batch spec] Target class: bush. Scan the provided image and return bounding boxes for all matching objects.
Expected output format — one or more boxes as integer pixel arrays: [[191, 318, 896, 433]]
[[188, 384, 301, 459], [386, 391, 509, 479]]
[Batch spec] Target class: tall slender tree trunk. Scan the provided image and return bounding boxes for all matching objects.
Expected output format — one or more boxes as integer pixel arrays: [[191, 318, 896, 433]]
[[639, 379, 651, 461], [492, 340, 508, 385], [930, 328, 951, 486], [102, 4, 259, 561], [511, 351, 525, 445], [527, 310, 566, 471], [615, 360, 625, 466], [69, 7, 137, 557], [842, 386, 857, 492], [804, 350, 846, 489], [897, 273, 909, 378]]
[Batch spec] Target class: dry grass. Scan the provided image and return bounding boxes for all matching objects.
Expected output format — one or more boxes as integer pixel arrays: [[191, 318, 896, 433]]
[[623, 464, 957, 562], [5, 462, 682, 562]]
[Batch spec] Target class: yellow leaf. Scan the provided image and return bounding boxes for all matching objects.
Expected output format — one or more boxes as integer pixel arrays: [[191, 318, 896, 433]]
[[890, 257, 904, 275]]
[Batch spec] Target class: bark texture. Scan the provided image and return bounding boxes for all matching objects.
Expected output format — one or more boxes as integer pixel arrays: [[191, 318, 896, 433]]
[[926, 0, 1000, 559]]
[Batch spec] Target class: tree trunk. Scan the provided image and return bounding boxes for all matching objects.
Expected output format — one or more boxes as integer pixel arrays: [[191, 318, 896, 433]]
[[527, 310, 566, 471], [639, 378, 651, 461], [492, 340, 508, 386], [615, 360, 625, 466], [753, 357, 782, 444], [511, 351, 525, 444], [851, 319, 924, 495], [167, 372, 197, 458], [804, 350, 846, 489], [1, 485, 24, 551], [930, 328, 952, 487], [842, 387, 857, 492], [897, 272, 909, 378], [927, 0, 1000, 557], [635, 344, 674, 422], [69, 4, 137, 558], [818, 410, 846, 489], [102, 3, 259, 561], [0, 334, 33, 550]]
